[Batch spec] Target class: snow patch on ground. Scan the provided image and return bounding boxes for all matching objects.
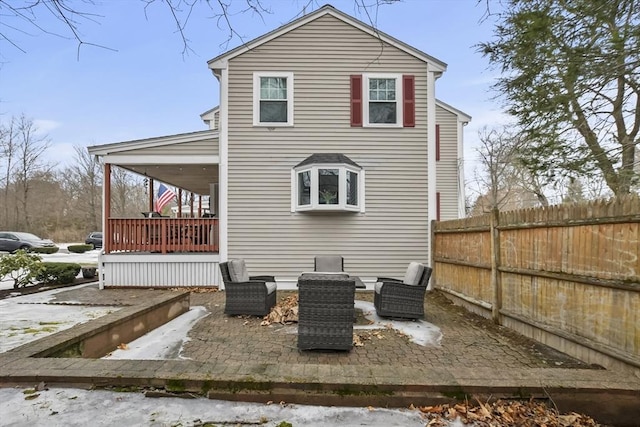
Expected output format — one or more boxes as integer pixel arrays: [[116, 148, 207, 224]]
[[0, 284, 117, 353], [104, 306, 210, 360], [0, 387, 439, 427], [354, 300, 443, 347]]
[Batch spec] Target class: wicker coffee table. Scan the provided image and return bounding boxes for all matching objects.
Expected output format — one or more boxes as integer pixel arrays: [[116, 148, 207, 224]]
[[299, 272, 365, 289]]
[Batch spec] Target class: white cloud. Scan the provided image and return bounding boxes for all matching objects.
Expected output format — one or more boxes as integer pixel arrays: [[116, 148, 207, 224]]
[[33, 119, 62, 134]]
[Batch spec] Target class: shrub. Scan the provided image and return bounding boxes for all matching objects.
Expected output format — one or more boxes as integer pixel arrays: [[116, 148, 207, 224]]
[[0, 250, 44, 289], [67, 244, 93, 253], [36, 262, 81, 285], [31, 246, 60, 254]]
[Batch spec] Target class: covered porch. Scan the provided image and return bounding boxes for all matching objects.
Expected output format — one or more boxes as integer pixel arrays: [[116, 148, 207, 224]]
[[88, 130, 223, 288]]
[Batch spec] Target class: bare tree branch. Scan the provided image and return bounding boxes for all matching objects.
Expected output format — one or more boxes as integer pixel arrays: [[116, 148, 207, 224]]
[[1, 0, 403, 59]]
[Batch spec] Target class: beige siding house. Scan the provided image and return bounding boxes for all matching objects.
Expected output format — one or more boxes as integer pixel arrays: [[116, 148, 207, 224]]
[[88, 5, 470, 289]]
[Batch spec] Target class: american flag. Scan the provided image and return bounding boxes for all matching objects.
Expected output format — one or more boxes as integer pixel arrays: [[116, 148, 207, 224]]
[[154, 183, 175, 213]]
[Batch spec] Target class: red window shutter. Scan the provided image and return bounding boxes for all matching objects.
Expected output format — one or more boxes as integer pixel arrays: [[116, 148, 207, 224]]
[[436, 124, 441, 161], [350, 75, 363, 127], [436, 192, 441, 221], [403, 74, 415, 127]]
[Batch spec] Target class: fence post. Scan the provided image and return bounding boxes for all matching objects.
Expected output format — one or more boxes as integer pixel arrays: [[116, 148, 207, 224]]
[[490, 208, 502, 324]]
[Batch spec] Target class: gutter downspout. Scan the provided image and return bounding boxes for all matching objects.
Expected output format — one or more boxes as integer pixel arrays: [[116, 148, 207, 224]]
[[426, 66, 441, 267], [457, 120, 468, 218]]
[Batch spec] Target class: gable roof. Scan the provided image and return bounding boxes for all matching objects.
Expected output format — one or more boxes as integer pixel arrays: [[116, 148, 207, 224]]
[[436, 99, 472, 123], [200, 106, 219, 119], [207, 4, 447, 72], [200, 106, 219, 127]]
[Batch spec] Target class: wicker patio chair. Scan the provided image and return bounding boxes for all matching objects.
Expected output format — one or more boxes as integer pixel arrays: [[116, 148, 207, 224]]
[[297, 275, 356, 351], [220, 260, 277, 316], [314, 255, 344, 273], [373, 262, 433, 319]]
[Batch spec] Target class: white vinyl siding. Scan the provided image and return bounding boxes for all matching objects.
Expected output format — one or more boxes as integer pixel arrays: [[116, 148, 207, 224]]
[[436, 105, 461, 220], [226, 14, 431, 281], [100, 254, 221, 287]]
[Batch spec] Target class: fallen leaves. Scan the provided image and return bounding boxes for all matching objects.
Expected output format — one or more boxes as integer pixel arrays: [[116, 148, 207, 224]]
[[169, 287, 219, 293], [353, 330, 386, 347], [418, 398, 602, 426], [262, 295, 299, 325], [117, 343, 128, 350]]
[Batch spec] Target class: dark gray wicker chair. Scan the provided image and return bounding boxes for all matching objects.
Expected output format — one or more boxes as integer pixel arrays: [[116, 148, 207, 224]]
[[297, 275, 356, 351], [220, 260, 277, 316], [314, 255, 344, 272], [373, 263, 433, 319]]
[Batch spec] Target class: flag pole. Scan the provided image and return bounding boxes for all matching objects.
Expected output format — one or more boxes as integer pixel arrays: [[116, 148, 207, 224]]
[[148, 178, 154, 212]]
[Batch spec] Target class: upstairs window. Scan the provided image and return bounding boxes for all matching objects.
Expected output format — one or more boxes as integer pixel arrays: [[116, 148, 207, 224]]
[[351, 74, 415, 128], [253, 72, 294, 126], [364, 74, 402, 127], [292, 154, 364, 212]]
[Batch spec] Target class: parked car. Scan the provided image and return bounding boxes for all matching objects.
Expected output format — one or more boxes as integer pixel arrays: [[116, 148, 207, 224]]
[[0, 231, 56, 253], [85, 231, 103, 248]]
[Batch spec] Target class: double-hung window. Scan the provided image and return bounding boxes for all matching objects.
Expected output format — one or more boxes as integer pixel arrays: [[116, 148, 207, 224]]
[[253, 72, 294, 126], [364, 74, 402, 127]]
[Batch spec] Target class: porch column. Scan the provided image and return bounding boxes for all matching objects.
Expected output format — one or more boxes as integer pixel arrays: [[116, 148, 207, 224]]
[[99, 162, 112, 290], [104, 163, 111, 254], [178, 189, 183, 217]]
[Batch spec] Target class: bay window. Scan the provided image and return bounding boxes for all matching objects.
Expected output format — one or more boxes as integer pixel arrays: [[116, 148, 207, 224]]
[[292, 154, 364, 212]]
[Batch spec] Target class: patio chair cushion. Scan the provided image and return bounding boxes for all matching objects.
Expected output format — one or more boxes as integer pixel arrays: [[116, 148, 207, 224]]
[[228, 259, 250, 282], [265, 282, 277, 294], [402, 262, 424, 285], [315, 255, 343, 272], [374, 281, 384, 294]]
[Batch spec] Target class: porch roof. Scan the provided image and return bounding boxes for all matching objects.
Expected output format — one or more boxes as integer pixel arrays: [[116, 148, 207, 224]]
[[88, 129, 219, 195]]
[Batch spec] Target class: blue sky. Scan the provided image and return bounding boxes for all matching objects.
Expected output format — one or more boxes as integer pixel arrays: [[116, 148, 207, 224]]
[[1, 0, 507, 178]]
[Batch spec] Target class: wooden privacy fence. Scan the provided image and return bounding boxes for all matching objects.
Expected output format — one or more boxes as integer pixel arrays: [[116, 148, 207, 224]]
[[432, 196, 640, 373]]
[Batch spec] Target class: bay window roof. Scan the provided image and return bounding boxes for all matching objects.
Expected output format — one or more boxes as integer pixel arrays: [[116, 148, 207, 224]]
[[294, 153, 361, 169]]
